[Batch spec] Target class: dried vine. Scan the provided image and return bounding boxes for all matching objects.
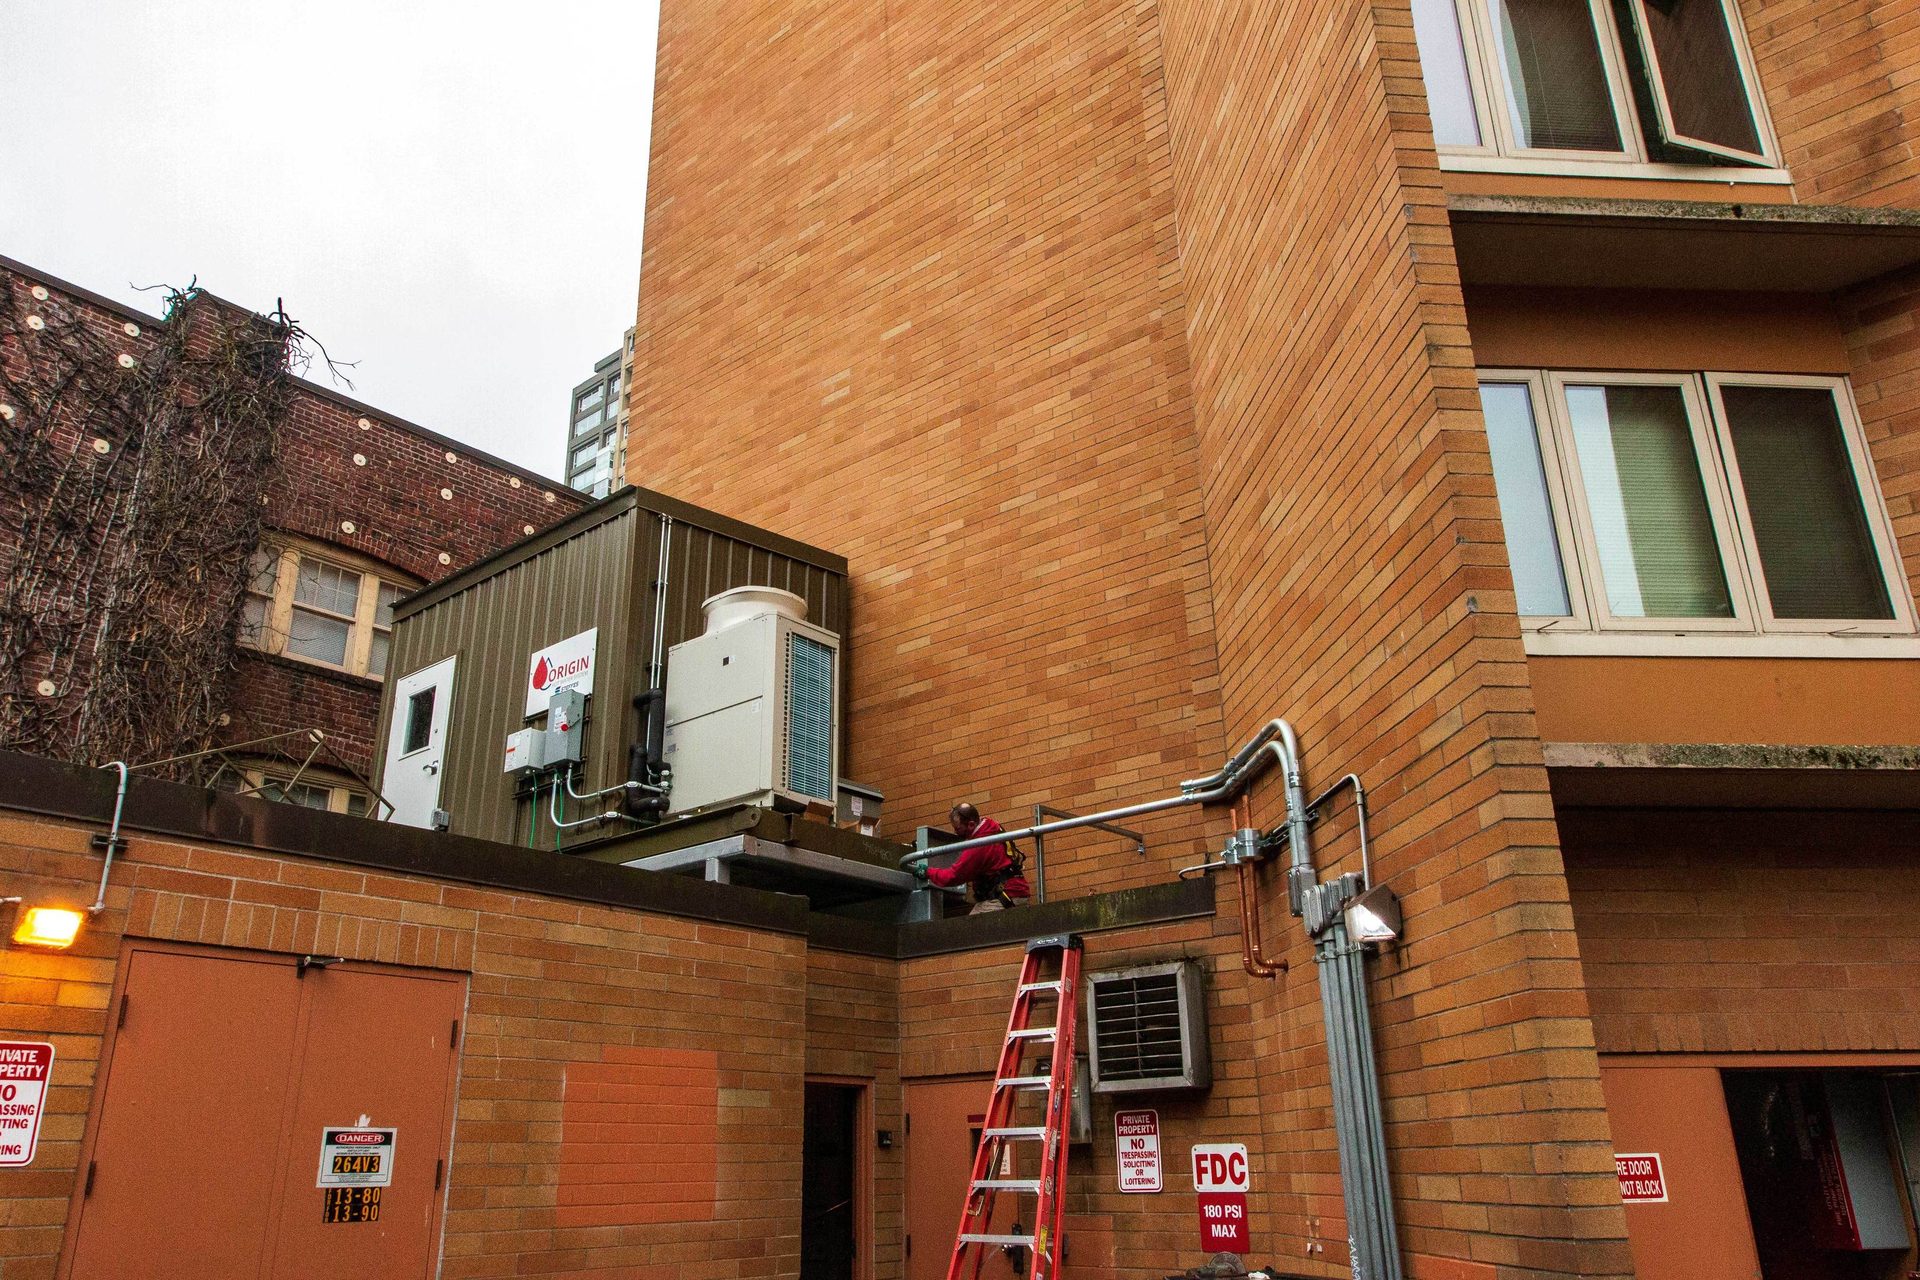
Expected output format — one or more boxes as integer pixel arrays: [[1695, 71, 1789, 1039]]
[[0, 278, 326, 773]]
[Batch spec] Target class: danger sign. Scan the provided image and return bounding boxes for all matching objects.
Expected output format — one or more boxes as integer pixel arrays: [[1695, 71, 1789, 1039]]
[[1615, 1152, 1668, 1204], [1115, 1109, 1161, 1193], [1192, 1142, 1251, 1253], [0, 1041, 53, 1167], [525, 627, 597, 715], [317, 1128, 397, 1189]]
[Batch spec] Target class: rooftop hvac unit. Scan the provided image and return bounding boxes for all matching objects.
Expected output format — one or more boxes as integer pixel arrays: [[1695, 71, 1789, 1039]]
[[1085, 960, 1211, 1094], [663, 587, 840, 816]]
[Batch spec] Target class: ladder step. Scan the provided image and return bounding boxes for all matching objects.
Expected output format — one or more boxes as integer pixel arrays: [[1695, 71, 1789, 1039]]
[[983, 1126, 1048, 1139], [1007, 1028, 1056, 1040], [1018, 981, 1064, 994], [972, 1178, 1042, 1192], [996, 1075, 1052, 1089], [958, 1233, 1037, 1247]]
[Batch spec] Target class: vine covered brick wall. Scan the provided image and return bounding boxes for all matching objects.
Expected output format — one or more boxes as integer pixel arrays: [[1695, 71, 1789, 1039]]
[[0, 256, 587, 778]]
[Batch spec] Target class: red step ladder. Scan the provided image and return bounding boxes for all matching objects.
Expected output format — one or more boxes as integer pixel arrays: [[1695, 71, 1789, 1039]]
[[944, 933, 1084, 1280]]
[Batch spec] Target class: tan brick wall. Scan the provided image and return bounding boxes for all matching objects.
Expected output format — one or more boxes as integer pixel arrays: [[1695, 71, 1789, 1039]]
[[808, 948, 904, 1280], [627, 0, 1227, 894], [1838, 266, 1920, 609], [1565, 807, 1920, 1056], [1742, 0, 1920, 205], [0, 810, 808, 1279], [1151, 0, 1629, 1274]]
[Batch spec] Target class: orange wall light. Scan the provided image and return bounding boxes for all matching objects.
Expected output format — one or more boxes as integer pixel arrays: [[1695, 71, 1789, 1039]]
[[13, 907, 84, 950]]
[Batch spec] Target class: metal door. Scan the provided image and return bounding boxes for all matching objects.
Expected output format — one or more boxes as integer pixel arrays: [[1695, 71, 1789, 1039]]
[[65, 948, 304, 1279], [903, 1076, 1000, 1280], [63, 943, 465, 1280], [262, 965, 464, 1279], [381, 656, 456, 828]]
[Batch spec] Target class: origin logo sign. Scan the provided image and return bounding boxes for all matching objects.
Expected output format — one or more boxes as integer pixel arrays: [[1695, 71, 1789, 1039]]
[[526, 627, 597, 715]]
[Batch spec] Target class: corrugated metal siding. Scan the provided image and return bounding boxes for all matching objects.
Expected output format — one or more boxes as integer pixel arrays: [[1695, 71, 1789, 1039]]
[[377, 495, 847, 848]]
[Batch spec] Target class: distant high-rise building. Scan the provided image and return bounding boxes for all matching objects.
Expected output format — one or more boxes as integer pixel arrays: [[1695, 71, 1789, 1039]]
[[564, 329, 634, 497]]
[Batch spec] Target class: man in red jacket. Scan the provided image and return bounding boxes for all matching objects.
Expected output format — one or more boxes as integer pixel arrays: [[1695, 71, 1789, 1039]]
[[926, 802, 1031, 913]]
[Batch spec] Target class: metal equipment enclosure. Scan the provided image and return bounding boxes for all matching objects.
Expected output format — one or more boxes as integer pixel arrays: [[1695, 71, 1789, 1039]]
[[374, 486, 848, 847]]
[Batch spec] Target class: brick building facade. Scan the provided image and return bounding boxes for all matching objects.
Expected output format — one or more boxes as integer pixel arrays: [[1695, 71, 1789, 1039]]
[[617, 0, 1920, 1276], [0, 256, 587, 793]]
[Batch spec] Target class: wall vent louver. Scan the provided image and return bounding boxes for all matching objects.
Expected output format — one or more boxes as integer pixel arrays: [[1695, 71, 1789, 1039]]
[[1085, 960, 1211, 1094], [781, 632, 835, 803]]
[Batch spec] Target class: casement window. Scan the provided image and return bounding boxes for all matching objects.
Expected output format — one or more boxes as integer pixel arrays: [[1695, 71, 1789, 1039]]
[[1410, 0, 1778, 172], [1479, 371, 1914, 645], [242, 541, 416, 678], [215, 763, 374, 817]]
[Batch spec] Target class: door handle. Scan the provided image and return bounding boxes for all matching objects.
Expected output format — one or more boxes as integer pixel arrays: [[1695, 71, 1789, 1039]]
[[424, 760, 440, 775]]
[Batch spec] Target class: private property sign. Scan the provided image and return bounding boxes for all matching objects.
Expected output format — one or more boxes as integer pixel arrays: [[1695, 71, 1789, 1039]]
[[1192, 1142, 1251, 1253], [1115, 1109, 1161, 1193], [1615, 1152, 1668, 1204], [526, 627, 597, 715], [0, 1041, 53, 1166]]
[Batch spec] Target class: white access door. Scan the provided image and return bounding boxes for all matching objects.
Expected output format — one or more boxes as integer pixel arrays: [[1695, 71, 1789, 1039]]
[[381, 655, 456, 828]]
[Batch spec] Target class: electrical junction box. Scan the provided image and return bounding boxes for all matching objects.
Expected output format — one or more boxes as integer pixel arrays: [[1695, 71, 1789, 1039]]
[[544, 688, 587, 769], [664, 587, 839, 817], [503, 728, 545, 779]]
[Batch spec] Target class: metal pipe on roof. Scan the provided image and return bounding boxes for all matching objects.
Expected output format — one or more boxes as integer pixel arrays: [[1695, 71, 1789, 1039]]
[[88, 761, 128, 915]]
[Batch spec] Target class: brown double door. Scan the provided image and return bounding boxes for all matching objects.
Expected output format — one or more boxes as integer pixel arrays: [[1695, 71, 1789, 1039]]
[[63, 942, 465, 1280]]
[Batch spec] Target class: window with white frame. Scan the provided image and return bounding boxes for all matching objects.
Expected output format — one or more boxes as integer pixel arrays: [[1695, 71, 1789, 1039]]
[[241, 540, 416, 678], [1410, 0, 1778, 171], [1478, 371, 1914, 640]]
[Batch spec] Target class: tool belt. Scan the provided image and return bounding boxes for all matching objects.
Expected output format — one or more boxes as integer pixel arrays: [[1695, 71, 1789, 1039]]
[[974, 842, 1027, 907]]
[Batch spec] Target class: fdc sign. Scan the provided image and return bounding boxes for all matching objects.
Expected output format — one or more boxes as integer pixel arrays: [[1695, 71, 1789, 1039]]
[[1191, 1142, 1251, 1253]]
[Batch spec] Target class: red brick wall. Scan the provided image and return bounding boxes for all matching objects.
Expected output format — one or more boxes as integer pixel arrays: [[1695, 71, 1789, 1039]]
[[627, 0, 1227, 893], [1564, 806, 1920, 1056], [0, 260, 586, 779], [0, 807, 806, 1278], [1152, 0, 1628, 1274]]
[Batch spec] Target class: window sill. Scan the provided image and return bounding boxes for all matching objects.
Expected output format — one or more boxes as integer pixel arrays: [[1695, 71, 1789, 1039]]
[[1522, 631, 1920, 659], [1440, 153, 1792, 185]]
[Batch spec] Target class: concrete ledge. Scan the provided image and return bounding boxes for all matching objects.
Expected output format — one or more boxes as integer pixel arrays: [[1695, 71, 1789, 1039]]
[[0, 750, 813, 936], [1447, 195, 1920, 292], [1545, 741, 1920, 809], [0, 750, 1220, 959], [1544, 742, 1920, 771]]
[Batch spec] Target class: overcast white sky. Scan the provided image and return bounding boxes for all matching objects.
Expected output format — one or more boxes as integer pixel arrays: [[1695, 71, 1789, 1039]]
[[0, 2, 659, 481]]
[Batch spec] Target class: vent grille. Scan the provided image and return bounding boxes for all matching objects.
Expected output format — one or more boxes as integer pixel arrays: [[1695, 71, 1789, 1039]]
[[1086, 961, 1210, 1093], [1092, 972, 1184, 1083], [782, 632, 834, 801]]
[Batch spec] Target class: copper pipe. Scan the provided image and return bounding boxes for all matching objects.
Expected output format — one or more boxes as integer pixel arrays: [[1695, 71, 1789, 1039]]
[[1234, 797, 1283, 978]]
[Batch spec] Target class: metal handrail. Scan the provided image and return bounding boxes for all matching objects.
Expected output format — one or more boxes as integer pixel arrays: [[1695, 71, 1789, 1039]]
[[1029, 803, 1146, 903]]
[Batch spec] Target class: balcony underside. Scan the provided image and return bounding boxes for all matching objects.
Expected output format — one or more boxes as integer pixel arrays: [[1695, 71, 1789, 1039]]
[[1450, 196, 1920, 292]]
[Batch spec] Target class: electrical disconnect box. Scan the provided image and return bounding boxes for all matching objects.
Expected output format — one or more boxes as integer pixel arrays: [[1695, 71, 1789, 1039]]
[[503, 728, 544, 779], [544, 688, 587, 769]]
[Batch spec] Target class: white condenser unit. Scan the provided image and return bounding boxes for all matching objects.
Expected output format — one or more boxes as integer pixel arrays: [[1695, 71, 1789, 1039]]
[[663, 587, 840, 816]]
